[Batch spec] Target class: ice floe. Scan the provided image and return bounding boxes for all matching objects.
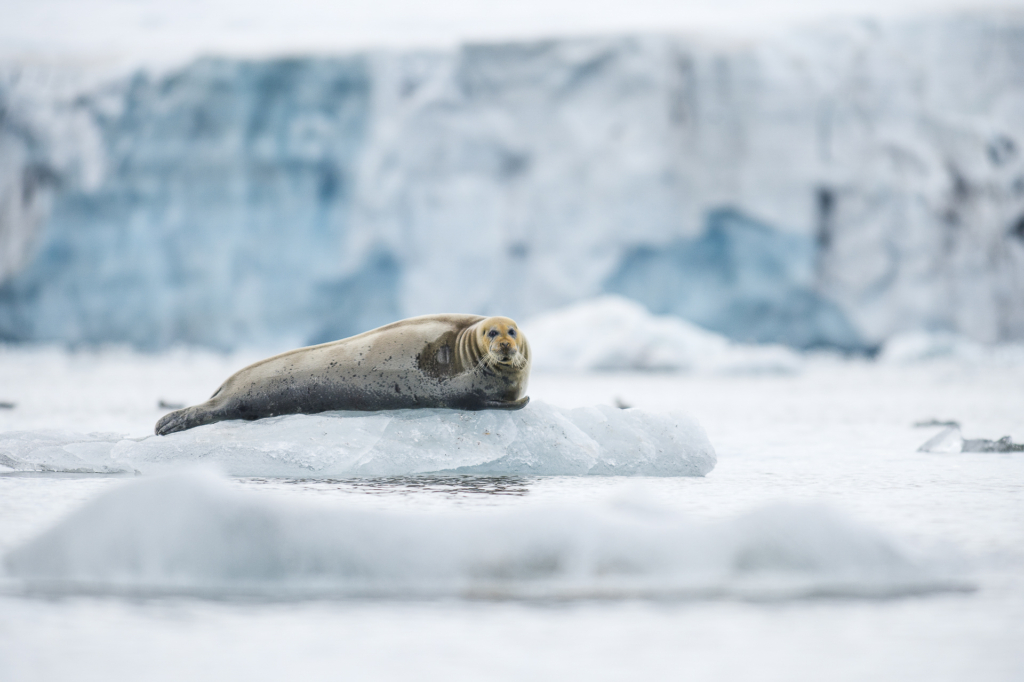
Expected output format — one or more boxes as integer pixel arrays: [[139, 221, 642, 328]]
[[2, 471, 964, 600], [917, 426, 1024, 454], [0, 400, 716, 477], [525, 296, 801, 374]]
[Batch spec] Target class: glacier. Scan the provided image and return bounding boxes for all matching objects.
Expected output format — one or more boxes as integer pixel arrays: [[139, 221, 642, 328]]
[[3, 470, 962, 599], [0, 400, 717, 477], [1, 14, 1023, 350]]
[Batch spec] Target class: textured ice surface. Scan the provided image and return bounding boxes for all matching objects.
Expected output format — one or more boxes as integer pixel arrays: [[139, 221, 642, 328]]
[[526, 296, 801, 373], [3, 15, 1024, 350], [0, 401, 716, 477], [2, 471, 959, 599], [0, 430, 134, 474]]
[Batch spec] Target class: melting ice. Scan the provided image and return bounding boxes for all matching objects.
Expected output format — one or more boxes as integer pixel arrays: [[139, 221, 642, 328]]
[[0, 401, 716, 477], [2, 471, 963, 600]]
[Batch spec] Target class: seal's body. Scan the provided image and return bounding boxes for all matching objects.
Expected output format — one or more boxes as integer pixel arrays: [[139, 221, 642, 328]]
[[155, 314, 531, 435]]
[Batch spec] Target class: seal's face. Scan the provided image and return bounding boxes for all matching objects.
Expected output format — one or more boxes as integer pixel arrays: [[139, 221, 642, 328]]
[[478, 317, 527, 369]]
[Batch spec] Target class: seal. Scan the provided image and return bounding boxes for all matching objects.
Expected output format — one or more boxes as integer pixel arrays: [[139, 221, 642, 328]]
[[155, 314, 531, 435]]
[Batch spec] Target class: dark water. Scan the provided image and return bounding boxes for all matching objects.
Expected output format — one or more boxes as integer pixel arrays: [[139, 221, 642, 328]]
[[240, 474, 534, 498]]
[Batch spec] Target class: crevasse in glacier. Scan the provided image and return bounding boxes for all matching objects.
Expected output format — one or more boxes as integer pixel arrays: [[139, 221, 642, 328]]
[[0, 15, 1022, 350]]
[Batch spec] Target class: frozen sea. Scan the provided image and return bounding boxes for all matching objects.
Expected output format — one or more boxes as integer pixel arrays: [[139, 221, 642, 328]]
[[0, 345, 1022, 681]]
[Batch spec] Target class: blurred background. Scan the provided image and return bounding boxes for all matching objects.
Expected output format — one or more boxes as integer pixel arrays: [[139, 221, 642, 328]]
[[1, 0, 1023, 355]]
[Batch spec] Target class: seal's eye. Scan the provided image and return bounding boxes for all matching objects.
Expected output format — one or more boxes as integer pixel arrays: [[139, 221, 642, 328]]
[[508, 329, 516, 337], [488, 330, 499, 338]]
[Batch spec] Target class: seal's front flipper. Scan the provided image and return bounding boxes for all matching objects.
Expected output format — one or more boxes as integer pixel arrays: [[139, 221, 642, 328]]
[[481, 396, 530, 411]]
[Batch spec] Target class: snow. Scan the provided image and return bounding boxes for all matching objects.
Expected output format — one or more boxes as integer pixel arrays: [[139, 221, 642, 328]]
[[3, 13, 1024, 350], [0, 400, 716, 477], [2, 470, 958, 599], [525, 295, 802, 373]]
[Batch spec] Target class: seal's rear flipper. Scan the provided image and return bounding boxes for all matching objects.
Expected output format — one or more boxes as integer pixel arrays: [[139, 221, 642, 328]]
[[155, 405, 217, 435], [481, 396, 530, 411], [155, 408, 191, 435]]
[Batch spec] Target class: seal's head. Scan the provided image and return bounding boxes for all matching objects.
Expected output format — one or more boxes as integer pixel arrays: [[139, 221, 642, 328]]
[[476, 316, 528, 370]]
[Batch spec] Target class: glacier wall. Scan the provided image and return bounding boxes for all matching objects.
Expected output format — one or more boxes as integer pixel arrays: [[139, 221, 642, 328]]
[[0, 58, 380, 349], [1, 14, 1023, 350]]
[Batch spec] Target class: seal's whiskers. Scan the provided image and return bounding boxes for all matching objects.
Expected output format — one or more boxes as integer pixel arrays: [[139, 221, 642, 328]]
[[485, 351, 527, 370]]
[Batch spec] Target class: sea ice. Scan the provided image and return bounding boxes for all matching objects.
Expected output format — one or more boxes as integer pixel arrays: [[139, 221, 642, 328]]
[[0, 400, 716, 477], [2, 471, 960, 599], [525, 296, 801, 374], [917, 426, 1024, 454]]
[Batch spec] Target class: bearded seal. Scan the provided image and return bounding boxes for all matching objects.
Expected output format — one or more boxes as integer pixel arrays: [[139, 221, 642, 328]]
[[155, 315, 530, 435]]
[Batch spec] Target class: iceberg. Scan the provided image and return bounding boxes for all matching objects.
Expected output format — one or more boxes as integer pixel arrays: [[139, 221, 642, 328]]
[[879, 331, 1024, 365], [525, 295, 801, 373], [0, 400, 716, 477], [880, 331, 987, 364], [917, 425, 1024, 454], [3, 471, 961, 599]]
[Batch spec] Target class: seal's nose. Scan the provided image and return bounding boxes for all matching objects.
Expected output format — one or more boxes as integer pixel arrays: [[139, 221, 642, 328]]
[[499, 340, 512, 352]]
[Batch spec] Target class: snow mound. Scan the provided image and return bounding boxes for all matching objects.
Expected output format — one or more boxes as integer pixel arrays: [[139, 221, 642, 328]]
[[0, 401, 716, 477], [3, 471, 961, 600], [879, 332, 1024, 365], [880, 332, 986, 364], [525, 296, 802, 373]]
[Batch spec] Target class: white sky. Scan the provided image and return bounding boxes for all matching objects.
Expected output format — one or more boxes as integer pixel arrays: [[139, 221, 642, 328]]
[[2, 0, 1023, 66]]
